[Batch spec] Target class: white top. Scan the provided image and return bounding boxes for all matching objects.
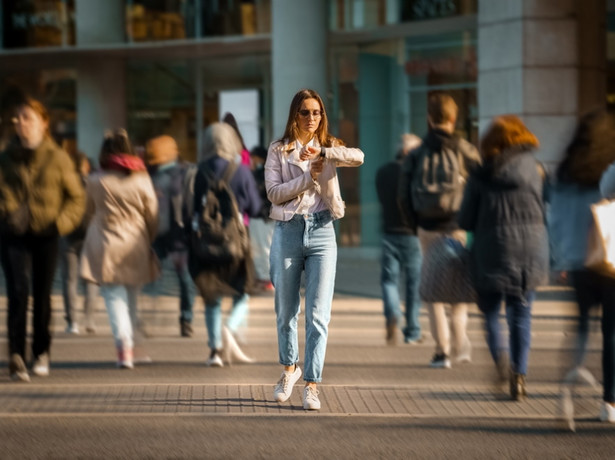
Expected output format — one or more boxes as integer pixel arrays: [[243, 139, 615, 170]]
[[294, 138, 328, 215]]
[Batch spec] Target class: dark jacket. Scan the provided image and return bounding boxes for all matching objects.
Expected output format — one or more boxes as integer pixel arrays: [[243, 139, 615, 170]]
[[398, 129, 481, 232], [149, 160, 195, 255], [458, 148, 548, 296], [376, 158, 415, 235]]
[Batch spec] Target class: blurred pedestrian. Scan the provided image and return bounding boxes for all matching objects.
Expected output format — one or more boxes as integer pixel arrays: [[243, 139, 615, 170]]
[[222, 112, 251, 167], [60, 152, 99, 335], [188, 122, 261, 367], [266, 89, 364, 410], [376, 133, 423, 345], [550, 108, 615, 427], [398, 92, 481, 369], [0, 97, 85, 381], [81, 129, 159, 369], [145, 135, 196, 338], [458, 115, 548, 401], [249, 145, 275, 292]]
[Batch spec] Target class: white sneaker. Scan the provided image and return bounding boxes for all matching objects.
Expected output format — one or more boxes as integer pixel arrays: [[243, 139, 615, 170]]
[[303, 386, 321, 410], [32, 353, 49, 377], [600, 402, 615, 423], [205, 351, 224, 368], [429, 353, 451, 369], [65, 323, 79, 334], [273, 366, 302, 402]]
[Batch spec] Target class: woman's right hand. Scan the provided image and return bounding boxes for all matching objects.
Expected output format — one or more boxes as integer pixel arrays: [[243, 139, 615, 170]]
[[310, 159, 324, 180]]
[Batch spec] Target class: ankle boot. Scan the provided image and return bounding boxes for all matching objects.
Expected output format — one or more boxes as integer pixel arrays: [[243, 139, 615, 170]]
[[510, 373, 526, 401], [222, 326, 254, 366]]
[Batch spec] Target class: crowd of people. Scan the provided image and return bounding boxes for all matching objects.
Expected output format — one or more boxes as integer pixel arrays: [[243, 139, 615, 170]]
[[1, 89, 614, 421]]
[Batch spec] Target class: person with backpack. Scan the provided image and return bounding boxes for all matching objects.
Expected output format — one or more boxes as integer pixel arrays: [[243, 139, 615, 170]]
[[80, 129, 159, 369], [145, 135, 196, 338], [458, 115, 548, 401], [188, 122, 261, 368], [266, 89, 364, 410], [376, 133, 423, 345], [398, 92, 481, 369]]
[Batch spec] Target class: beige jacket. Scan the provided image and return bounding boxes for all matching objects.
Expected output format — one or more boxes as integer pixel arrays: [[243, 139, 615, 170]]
[[80, 171, 159, 286], [265, 139, 364, 221]]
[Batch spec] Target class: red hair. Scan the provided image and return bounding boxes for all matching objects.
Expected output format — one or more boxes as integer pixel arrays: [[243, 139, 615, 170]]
[[480, 115, 539, 160]]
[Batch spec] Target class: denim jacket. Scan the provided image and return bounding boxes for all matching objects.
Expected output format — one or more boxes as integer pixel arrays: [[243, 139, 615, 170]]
[[264, 139, 364, 221]]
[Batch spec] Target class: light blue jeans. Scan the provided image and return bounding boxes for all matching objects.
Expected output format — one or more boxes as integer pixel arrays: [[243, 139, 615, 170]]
[[204, 293, 250, 350], [100, 284, 140, 350], [270, 210, 337, 383]]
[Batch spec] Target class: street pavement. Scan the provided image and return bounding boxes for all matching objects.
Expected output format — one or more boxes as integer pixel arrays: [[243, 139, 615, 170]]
[[1, 250, 614, 459]]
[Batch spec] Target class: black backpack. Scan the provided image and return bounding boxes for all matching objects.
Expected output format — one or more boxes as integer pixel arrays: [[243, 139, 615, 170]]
[[190, 161, 249, 266], [410, 144, 468, 220]]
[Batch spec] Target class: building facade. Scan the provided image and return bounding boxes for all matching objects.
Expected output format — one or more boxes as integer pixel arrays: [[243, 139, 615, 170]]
[[0, 0, 612, 246]]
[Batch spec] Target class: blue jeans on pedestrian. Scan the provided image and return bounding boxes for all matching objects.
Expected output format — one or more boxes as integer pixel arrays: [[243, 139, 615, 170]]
[[152, 246, 195, 324], [270, 210, 337, 383], [100, 284, 140, 350], [204, 293, 249, 350], [381, 233, 422, 341], [477, 290, 535, 375]]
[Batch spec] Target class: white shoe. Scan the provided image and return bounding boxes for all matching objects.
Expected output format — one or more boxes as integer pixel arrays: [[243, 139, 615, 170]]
[[429, 354, 451, 369], [303, 386, 321, 410], [32, 353, 50, 377], [600, 402, 615, 423], [65, 324, 79, 334], [559, 386, 575, 432], [9, 354, 30, 383], [273, 366, 302, 402], [205, 351, 224, 368]]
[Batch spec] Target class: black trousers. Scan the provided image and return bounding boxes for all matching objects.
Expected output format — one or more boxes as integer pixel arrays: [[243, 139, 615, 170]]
[[1, 232, 59, 361]]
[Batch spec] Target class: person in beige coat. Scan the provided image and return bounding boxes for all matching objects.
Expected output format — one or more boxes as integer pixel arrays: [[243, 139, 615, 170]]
[[81, 129, 159, 369]]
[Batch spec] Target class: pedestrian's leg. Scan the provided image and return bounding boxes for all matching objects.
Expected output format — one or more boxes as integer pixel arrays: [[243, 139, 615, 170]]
[[100, 284, 134, 366], [601, 281, 615, 404], [381, 234, 401, 342], [1, 236, 30, 361], [60, 238, 76, 329], [451, 302, 471, 362], [227, 293, 249, 333], [505, 292, 534, 375], [271, 219, 304, 368], [83, 281, 100, 333], [303, 217, 337, 383], [204, 297, 223, 351], [31, 235, 59, 361], [403, 235, 422, 342], [477, 291, 504, 365], [427, 302, 450, 356]]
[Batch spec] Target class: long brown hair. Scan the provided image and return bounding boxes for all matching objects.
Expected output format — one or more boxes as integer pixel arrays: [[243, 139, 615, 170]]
[[279, 89, 340, 147], [480, 115, 539, 161]]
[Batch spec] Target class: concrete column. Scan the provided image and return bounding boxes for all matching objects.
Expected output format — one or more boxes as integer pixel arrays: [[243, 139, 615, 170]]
[[75, 0, 126, 161], [478, 0, 606, 168], [271, 0, 327, 139]]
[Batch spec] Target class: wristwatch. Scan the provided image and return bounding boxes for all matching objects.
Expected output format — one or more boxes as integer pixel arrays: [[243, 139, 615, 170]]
[[320, 147, 326, 159]]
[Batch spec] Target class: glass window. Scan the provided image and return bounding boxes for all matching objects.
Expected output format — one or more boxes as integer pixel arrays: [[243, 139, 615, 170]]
[[329, 0, 476, 30], [201, 0, 270, 37], [2, 0, 75, 48], [127, 0, 193, 42]]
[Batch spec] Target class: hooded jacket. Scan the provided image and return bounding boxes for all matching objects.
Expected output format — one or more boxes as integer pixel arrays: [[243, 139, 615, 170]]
[[0, 136, 85, 236], [458, 148, 548, 296]]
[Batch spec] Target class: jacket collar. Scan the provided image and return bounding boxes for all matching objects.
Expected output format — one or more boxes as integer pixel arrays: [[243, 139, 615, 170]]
[[286, 138, 319, 172]]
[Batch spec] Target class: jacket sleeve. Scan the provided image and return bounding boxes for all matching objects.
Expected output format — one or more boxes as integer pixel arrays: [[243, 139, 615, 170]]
[[265, 143, 315, 205], [457, 175, 479, 232], [56, 157, 86, 236], [141, 175, 159, 243], [397, 154, 415, 228], [600, 162, 615, 198], [237, 166, 263, 218], [322, 146, 364, 167]]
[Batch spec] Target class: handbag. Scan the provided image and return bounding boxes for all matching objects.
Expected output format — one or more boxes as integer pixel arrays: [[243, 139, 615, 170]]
[[585, 199, 615, 277]]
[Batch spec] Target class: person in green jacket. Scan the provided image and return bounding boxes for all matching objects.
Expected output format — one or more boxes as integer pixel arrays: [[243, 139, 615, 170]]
[[0, 97, 85, 382]]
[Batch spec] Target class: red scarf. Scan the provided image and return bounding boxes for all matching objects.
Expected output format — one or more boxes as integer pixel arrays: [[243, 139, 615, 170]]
[[102, 154, 146, 172]]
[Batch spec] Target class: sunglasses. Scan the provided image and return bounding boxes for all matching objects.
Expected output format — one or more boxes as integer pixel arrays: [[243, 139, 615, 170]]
[[298, 109, 323, 118]]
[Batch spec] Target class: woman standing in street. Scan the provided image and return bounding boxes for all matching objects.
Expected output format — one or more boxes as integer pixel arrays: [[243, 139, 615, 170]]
[[458, 115, 548, 401], [0, 97, 85, 381], [266, 89, 364, 410], [81, 129, 159, 369]]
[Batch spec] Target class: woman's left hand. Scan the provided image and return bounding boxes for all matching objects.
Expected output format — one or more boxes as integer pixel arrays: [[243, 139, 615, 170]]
[[299, 146, 320, 162]]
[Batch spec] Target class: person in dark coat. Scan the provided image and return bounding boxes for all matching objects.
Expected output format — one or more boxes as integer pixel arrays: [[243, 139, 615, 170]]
[[188, 122, 262, 368], [458, 115, 548, 401]]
